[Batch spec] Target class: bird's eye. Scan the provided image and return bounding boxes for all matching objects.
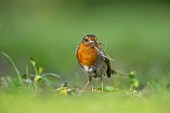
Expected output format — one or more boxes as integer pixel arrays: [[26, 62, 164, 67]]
[[84, 38, 88, 42]]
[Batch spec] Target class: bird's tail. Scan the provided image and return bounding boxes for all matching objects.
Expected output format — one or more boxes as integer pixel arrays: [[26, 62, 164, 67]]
[[111, 69, 126, 76]]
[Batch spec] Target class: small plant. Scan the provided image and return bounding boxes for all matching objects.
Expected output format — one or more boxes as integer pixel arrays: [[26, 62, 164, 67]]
[[1, 52, 61, 94], [128, 71, 139, 90], [127, 71, 143, 97], [29, 57, 61, 92]]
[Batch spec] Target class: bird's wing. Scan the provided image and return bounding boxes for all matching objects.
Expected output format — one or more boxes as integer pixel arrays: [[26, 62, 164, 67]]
[[98, 48, 115, 78]]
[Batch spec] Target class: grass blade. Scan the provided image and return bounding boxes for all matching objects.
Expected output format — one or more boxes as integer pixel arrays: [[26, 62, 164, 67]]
[[41, 73, 61, 78], [1, 51, 25, 88]]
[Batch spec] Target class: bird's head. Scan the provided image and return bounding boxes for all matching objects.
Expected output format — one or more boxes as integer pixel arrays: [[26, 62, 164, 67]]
[[81, 34, 101, 48]]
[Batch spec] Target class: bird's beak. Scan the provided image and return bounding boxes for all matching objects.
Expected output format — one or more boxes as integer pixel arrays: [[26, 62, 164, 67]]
[[89, 40, 95, 44]]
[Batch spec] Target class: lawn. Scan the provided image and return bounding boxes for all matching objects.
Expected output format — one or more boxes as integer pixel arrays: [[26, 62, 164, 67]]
[[0, 1, 170, 113]]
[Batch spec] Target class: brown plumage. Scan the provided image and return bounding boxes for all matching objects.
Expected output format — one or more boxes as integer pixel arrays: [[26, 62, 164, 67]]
[[76, 34, 116, 92]]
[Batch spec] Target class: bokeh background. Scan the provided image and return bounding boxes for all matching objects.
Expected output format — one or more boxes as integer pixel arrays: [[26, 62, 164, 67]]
[[0, 0, 170, 87]]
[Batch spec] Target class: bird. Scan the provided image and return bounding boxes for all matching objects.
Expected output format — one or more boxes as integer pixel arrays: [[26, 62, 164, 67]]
[[76, 34, 117, 92]]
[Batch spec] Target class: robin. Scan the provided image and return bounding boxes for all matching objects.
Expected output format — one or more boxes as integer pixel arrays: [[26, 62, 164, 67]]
[[76, 34, 117, 92]]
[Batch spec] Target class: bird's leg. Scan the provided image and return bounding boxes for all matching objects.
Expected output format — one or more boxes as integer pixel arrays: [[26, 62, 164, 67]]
[[84, 80, 89, 89], [83, 76, 92, 90], [100, 77, 104, 92]]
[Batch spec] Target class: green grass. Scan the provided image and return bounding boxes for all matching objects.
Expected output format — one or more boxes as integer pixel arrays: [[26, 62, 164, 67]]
[[0, 1, 170, 113], [0, 91, 170, 113], [0, 52, 170, 113]]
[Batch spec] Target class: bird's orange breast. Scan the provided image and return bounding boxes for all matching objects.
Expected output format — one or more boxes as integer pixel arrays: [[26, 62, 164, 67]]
[[77, 44, 99, 66]]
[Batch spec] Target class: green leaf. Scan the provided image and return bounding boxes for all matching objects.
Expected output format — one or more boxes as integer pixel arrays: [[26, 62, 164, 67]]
[[29, 57, 36, 66], [38, 67, 44, 75], [29, 57, 38, 75], [129, 71, 136, 78], [41, 73, 61, 78], [132, 79, 139, 88], [34, 75, 42, 82]]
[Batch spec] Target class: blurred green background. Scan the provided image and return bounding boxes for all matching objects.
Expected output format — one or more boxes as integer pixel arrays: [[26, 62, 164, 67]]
[[0, 0, 170, 86]]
